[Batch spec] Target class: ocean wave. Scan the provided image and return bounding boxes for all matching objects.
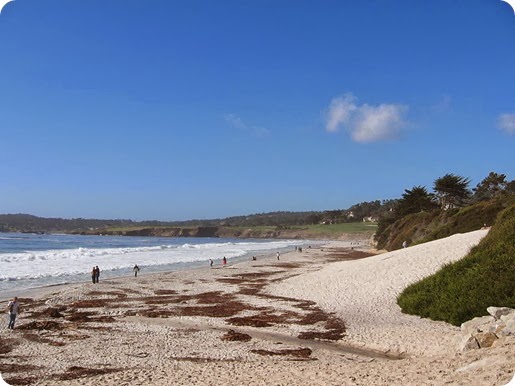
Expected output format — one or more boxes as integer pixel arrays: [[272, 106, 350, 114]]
[[0, 236, 310, 291]]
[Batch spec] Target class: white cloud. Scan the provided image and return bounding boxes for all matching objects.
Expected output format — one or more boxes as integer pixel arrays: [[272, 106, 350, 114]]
[[224, 113, 270, 137], [325, 93, 408, 143], [498, 113, 515, 134], [325, 94, 357, 132], [352, 103, 407, 142]]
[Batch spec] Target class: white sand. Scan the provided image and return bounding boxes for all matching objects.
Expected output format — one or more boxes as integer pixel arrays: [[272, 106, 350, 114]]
[[268, 229, 490, 356], [1, 229, 514, 386]]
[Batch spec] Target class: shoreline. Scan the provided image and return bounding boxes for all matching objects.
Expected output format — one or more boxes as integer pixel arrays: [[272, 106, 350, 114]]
[[0, 238, 330, 303], [1, 232, 513, 385]]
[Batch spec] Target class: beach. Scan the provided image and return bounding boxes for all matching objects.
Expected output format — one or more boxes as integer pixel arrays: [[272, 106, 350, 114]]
[[1, 229, 514, 386]]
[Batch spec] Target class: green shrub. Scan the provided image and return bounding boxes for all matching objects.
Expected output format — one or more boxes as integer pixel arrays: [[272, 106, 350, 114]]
[[421, 198, 511, 243], [397, 203, 515, 326], [376, 195, 515, 251]]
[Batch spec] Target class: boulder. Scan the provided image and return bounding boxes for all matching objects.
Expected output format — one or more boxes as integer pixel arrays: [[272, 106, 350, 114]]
[[488, 321, 506, 335], [457, 307, 514, 351], [474, 332, 498, 348], [498, 318, 515, 336], [460, 315, 495, 335], [487, 307, 513, 320], [500, 310, 515, 324], [458, 335, 480, 352]]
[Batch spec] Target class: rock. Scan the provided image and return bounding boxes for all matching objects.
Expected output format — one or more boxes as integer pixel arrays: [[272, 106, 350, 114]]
[[488, 321, 506, 335], [500, 310, 515, 323], [474, 332, 498, 348], [486, 307, 513, 320], [461, 315, 495, 335], [498, 318, 515, 336], [458, 335, 479, 352], [458, 307, 515, 351]]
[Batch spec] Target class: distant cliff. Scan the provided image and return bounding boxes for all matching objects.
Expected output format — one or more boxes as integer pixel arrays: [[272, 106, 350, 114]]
[[68, 226, 373, 241]]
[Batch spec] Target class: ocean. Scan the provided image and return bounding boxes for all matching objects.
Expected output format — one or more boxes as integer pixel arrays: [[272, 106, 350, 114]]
[[0, 232, 308, 295]]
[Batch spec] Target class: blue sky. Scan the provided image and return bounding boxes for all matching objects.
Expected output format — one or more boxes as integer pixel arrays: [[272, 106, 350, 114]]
[[0, 0, 514, 221]]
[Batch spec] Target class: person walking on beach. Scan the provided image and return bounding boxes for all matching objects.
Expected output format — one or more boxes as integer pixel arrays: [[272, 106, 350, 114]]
[[210, 259, 214, 267], [276, 252, 280, 260], [7, 297, 20, 330], [95, 266, 100, 283], [133, 265, 140, 277], [222, 256, 227, 266], [91, 266, 97, 283]]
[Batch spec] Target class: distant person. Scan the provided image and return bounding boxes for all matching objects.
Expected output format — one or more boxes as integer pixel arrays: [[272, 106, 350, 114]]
[[91, 266, 97, 283], [95, 266, 100, 283], [276, 252, 280, 260], [133, 265, 140, 277], [252, 256, 256, 261], [222, 256, 227, 266], [7, 297, 20, 330], [210, 259, 214, 267]]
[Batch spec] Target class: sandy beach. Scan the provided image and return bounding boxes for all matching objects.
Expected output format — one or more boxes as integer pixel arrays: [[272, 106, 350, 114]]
[[1, 229, 514, 386]]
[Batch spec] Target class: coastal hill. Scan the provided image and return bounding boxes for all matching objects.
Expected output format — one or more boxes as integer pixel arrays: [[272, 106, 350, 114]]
[[67, 223, 377, 241], [0, 202, 388, 240]]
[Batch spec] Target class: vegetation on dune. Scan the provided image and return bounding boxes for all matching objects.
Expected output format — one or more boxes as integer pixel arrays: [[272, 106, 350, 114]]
[[397, 202, 515, 326], [374, 171, 515, 251], [375, 196, 514, 251]]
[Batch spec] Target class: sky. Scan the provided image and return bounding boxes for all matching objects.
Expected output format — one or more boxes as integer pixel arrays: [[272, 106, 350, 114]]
[[0, 0, 514, 221]]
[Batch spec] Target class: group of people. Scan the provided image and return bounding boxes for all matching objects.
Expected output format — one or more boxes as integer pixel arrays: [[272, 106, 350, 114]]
[[209, 256, 228, 268], [91, 266, 100, 283], [92, 265, 142, 281]]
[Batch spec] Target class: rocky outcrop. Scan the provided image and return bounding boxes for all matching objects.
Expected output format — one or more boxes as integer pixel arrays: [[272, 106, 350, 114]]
[[458, 307, 515, 351]]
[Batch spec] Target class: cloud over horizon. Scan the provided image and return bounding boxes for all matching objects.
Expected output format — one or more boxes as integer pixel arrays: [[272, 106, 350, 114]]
[[325, 93, 408, 143], [498, 113, 515, 134]]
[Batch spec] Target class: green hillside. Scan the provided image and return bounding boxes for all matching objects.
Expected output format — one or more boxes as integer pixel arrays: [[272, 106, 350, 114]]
[[397, 202, 515, 326], [375, 197, 513, 251]]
